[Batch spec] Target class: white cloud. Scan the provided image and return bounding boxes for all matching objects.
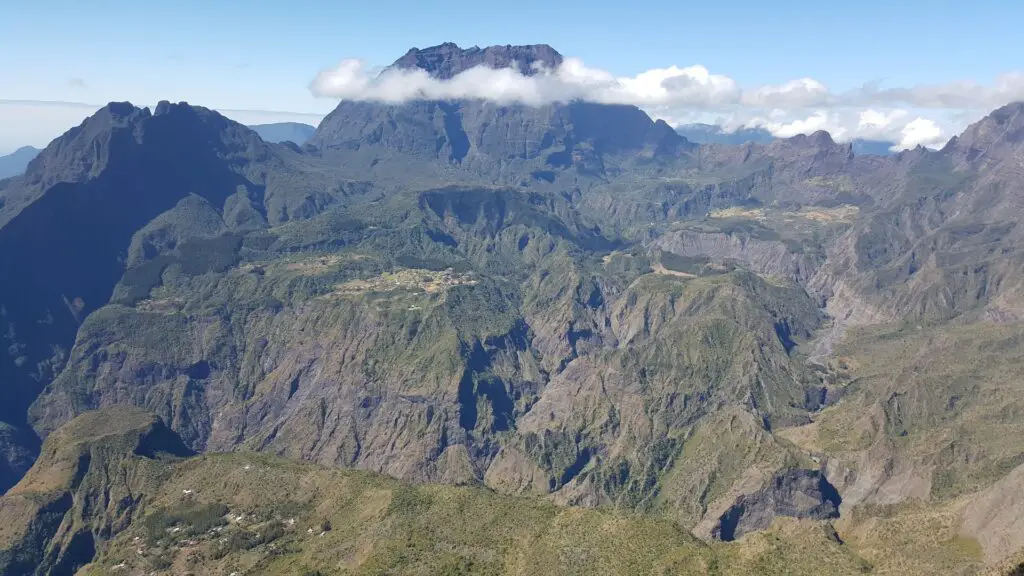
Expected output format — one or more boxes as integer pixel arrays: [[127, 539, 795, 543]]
[[310, 58, 741, 109], [611, 65, 740, 107], [309, 56, 1024, 152], [897, 118, 946, 149], [728, 108, 951, 151], [856, 72, 1024, 110], [3, 59, 1020, 156], [741, 78, 831, 108], [744, 111, 839, 139]]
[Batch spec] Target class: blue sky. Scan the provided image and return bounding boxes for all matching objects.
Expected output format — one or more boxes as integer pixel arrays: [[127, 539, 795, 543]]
[[1, 0, 1023, 153]]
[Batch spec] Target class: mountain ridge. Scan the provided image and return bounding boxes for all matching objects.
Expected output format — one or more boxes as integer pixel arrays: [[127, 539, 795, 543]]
[[0, 147, 40, 180], [2, 80, 1024, 574], [249, 122, 317, 145], [675, 123, 899, 155], [388, 42, 564, 78]]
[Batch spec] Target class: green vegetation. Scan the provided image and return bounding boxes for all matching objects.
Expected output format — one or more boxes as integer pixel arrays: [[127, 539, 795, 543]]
[[76, 451, 870, 575]]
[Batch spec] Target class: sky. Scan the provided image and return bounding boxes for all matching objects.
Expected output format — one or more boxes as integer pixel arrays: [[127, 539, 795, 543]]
[[1, 0, 1023, 154]]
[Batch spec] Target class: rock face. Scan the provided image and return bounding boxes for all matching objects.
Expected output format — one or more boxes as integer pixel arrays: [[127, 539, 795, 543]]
[[307, 43, 690, 164], [0, 407, 191, 575], [306, 98, 691, 165], [388, 42, 564, 78], [712, 468, 841, 541]]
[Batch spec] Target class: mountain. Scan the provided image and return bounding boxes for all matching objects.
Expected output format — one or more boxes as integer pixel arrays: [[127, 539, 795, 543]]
[[676, 123, 898, 156], [388, 41, 564, 78], [0, 100, 314, 492], [0, 147, 41, 180], [2, 43, 1024, 575], [249, 122, 317, 145]]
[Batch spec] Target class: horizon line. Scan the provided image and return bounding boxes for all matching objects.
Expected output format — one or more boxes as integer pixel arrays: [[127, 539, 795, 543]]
[[0, 99, 327, 120]]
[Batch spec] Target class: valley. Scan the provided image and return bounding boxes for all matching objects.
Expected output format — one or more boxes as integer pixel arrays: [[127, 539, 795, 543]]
[[1, 42, 1023, 576]]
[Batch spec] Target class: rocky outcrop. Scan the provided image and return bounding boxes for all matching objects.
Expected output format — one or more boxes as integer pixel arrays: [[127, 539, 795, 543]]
[[711, 468, 841, 541], [388, 42, 564, 78], [307, 98, 692, 168]]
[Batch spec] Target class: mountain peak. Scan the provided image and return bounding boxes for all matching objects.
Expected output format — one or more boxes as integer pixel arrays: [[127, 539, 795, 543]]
[[986, 100, 1024, 125], [0, 146, 42, 180], [785, 130, 837, 149], [943, 100, 1024, 164], [808, 130, 836, 147], [22, 100, 263, 191], [389, 42, 564, 79], [22, 102, 150, 187]]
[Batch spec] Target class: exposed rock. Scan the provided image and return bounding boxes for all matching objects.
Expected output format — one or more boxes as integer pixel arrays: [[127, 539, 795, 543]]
[[711, 468, 841, 541], [307, 99, 693, 165], [388, 42, 564, 78]]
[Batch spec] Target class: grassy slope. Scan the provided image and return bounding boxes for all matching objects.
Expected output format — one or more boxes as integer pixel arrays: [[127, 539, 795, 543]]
[[80, 451, 871, 576]]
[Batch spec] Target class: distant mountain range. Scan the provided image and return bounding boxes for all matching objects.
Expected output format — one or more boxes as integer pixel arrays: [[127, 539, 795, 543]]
[[248, 121, 317, 145], [675, 123, 898, 155], [0, 120, 891, 184], [2, 41, 1024, 576], [0, 146, 41, 179]]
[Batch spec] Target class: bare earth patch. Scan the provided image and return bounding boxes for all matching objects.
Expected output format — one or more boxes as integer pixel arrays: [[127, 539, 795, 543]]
[[283, 254, 345, 274], [329, 268, 477, 297], [710, 207, 767, 220], [134, 297, 186, 314], [710, 205, 858, 224], [798, 205, 859, 223], [652, 262, 695, 278]]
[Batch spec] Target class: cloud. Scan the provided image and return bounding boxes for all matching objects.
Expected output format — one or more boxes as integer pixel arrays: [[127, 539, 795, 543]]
[[734, 108, 951, 151], [67, 78, 87, 90], [897, 118, 946, 149], [743, 111, 838, 139], [741, 78, 831, 108], [855, 72, 1024, 110], [310, 56, 1024, 151], [310, 58, 741, 109]]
